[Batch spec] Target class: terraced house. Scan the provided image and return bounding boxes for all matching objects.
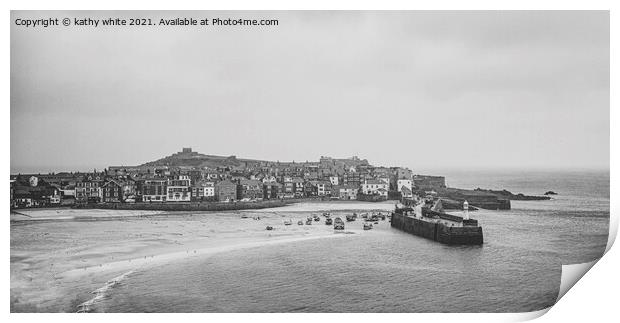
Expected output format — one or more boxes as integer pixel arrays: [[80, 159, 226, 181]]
[[238, 179, 264, 200], [167, 175, 191, 202], [138, 176, 167, 202]]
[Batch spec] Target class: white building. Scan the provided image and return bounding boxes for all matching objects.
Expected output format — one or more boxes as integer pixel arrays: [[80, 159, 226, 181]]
[[262, 175, 277, 183], [192, 180, 215, 199], [397, 179, 413, 193], [329, 176, 339, 186], [316, 182, 327, 196], [167, 175, 191, 202], [361, 179, 389, 198], [377, 177, 390, 190]]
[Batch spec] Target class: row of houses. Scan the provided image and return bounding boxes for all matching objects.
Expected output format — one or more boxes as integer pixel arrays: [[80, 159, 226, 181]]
[[10, 172, 419, 207], [10, 149, 448, 208]]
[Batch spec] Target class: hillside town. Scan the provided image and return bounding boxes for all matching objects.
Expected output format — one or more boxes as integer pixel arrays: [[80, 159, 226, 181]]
[[10, 148, 448, 209]]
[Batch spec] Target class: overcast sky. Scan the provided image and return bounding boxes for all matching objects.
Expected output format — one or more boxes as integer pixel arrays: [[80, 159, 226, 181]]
[[11, 11, 609, 174]]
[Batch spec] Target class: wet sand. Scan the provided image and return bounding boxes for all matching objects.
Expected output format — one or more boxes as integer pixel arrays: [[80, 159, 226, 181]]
[[10, 202, 393, 312]]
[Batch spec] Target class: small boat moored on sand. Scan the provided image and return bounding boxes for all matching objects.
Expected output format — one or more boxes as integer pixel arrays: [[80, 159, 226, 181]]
[[284, 219, 292, 225], [325, 218, 333, 225], [363, 223, 373, 230], [333, 217, 345, 230], [266, 226, 274, 231], [297, 220, 304, 225], [346, 214, 356, 222]]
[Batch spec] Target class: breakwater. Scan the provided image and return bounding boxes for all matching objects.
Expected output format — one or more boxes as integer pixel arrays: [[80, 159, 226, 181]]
[[390, 208, 483, 245]]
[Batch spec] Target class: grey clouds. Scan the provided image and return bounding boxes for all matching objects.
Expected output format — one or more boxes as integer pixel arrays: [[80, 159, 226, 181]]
[[10, 11, 609, 174]]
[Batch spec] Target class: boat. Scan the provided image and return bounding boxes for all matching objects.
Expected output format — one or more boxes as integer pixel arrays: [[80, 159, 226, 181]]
[[266, 226, 274, 231], [323, 212, 331, 217], [346, 214, 355, 222], [297, 220, 304, 225], [325, 218, 333, 225], [390, 201, 483, 245], [363, 223, 373, 230], [284, 219, 292, 225], [361, 213, 368, 219], [333, 217, 345, 230], [313, 216, 320, 222], [306, 219, 313, 225]]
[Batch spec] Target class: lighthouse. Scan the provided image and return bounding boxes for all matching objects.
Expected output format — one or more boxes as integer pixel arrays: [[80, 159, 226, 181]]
[[463, 200, 470, 220]]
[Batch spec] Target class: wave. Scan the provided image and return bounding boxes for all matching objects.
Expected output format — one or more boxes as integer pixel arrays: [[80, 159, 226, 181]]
[[76, 270, 134, 313]]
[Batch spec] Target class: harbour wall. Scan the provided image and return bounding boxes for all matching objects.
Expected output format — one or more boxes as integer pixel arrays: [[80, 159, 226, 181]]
[[390, 212, 483, 245], [72, 199, 309, 212]]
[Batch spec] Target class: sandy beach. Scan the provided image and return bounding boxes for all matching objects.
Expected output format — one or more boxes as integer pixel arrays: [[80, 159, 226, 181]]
[[10, 202, 394, 312]]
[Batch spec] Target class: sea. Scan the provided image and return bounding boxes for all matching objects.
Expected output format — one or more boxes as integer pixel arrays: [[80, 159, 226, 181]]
[[14, 170, 611, 313]]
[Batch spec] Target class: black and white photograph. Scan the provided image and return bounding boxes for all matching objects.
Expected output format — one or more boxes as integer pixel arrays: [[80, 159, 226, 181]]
[[7, 7, 613, 318]]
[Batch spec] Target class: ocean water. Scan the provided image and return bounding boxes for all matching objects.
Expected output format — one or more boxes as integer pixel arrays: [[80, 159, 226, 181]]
[[90, 170, 609, 313]]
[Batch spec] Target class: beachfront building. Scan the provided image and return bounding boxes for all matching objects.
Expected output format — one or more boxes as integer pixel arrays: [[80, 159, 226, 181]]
[[167, 175, 191, 202], [361, 179, 389, 198], [75, 178, 103, 203], [101, 179, 124, 203], [11, 175, 62, 207], [338, 185, 358, 200], [216, 180, 238, 202], [238, 179, 264, 200], [191, 180, 215, 201], [139, 177, 168, 202], [329, 176, 339, 186], [263, 182, 280, 200], [315, 180, 331, 196], [292, 177, 305, 197], [283, 176, 294, 195]]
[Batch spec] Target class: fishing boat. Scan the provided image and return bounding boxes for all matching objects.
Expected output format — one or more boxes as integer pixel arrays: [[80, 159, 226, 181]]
[[333, 217, 345, 230], [297, 220, 304, 225], [284, 219, 292, 225], [363, 223, 373, 230], [306, 219, 313, 225], [325, 218, 333, 225], [346, 214, 356, 222], [266, 226, 274, 231]]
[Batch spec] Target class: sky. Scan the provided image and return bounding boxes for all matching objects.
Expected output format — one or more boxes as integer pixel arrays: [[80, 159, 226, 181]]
[[10, 11, 609, 174]]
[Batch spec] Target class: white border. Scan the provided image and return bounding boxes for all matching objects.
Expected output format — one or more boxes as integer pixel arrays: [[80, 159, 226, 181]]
[[3, 1, 617, 323]]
